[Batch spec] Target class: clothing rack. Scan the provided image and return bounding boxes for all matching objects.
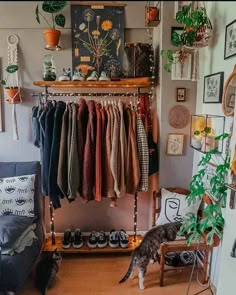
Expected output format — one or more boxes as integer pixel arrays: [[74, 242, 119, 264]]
[[33, 79, 153, 252]]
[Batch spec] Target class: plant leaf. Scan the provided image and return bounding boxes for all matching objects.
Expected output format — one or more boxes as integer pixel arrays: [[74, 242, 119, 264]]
[[6, 65, 18, 73], [42, 1, 67, 13], [35, 4, 40, 24], [1, 80, 6, 85], [215, 133, 229, 140], [160, 49, 165, 57], [55, 14, 65, 27]]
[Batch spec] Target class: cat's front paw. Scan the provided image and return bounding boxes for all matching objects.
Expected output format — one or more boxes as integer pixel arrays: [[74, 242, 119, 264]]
[[129, 271, 134, 279]]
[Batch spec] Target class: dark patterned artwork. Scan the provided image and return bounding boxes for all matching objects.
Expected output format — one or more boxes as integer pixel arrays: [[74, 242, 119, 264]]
[[71, 3, 125, 77]]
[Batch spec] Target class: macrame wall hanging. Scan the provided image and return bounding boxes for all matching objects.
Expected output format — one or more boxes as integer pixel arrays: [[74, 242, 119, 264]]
[[5, 34, 22, 140]]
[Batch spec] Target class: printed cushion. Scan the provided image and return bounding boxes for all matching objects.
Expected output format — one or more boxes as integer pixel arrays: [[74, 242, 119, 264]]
[[0, 174, 35, 217], [156, 188, 201, 225]]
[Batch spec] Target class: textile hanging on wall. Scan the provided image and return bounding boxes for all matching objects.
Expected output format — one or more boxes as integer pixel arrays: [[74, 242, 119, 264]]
[[71, 3, 125, 78]]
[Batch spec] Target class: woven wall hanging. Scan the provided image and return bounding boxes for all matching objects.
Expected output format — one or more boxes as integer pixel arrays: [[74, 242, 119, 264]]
[[169, 105, 190, 129]]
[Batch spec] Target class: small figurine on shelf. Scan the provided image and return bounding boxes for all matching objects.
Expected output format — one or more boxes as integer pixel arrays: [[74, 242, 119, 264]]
[[43, 54, 56, 81], [58, 68, 71, 81]]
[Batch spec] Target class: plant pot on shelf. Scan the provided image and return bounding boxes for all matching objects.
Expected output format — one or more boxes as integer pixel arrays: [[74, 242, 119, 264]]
[[44, 29, 61, 50], [5, 87, 21, 104], [203, 231, 221, 247]]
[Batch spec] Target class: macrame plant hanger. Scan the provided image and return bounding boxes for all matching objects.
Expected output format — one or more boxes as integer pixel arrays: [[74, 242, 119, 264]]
[[6, 34, 22, 140]]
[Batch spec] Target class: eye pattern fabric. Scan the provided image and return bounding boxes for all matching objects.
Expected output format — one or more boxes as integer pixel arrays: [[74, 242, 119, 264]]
[[0, 174, 35, 217]]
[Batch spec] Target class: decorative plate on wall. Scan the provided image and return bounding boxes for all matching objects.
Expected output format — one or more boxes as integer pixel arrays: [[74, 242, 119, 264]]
[[169, 105, 190, 129]]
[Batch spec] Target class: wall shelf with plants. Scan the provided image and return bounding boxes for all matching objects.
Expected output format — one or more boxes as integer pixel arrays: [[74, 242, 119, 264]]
[[190, 114, 225, 154]]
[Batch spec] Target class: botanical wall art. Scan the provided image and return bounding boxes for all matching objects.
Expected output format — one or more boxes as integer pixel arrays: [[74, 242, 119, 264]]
[[225, 19, 236, 59], [71, 3, 125, 78], [203, 72, 224, 103], [166, 133, 185, 155]]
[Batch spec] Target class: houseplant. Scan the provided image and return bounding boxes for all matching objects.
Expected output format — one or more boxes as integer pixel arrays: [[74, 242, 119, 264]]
[[1, 64, 21, 104], [161, 3, 212, 72], [179, 133, 230, 246], [35, 1, 67, 50]]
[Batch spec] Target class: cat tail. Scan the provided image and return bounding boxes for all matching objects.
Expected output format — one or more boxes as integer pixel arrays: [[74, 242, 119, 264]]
[[119, 250, 137, 284]]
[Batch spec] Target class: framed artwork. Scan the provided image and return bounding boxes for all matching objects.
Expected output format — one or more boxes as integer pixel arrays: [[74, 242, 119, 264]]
[[171, 51, 192, 80], [166, 133, 185, 156], [174, 1, 191, 17], [71, 2, 125, 78], [228, 93, 235, 108], [224, 19, 236, 60], [176, 87, 186, 102], [203, 72, 224, 103]]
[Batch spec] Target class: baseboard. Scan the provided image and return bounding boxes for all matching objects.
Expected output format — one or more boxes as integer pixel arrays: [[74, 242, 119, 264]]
[[210, 283, 217, 295], [45, 230, 147, 238]]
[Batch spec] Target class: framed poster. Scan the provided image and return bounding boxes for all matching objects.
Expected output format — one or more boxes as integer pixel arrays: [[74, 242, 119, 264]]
[[171, 51, 192, 80], [71, 2, 125, 78], [166, 133, 185, 155], [203, 72, 224, 103], [224, 19, 236, 60]]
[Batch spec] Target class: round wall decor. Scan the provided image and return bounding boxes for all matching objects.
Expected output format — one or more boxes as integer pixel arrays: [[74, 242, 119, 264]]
[[169, 105, 190, 129]]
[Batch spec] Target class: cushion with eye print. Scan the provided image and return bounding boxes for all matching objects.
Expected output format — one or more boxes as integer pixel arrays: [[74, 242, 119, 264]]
[[0, 174, 35, 218], [156, 188, 201, 226]]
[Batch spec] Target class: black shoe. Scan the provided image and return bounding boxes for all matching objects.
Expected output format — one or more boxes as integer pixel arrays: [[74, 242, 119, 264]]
[[72, 229, 83, 249], [109, 229, 119, 248], [97, 231, 107, 248], [62, 229, 72, 249], [119, 229, 129, 248], [87, 231, 98, 248]]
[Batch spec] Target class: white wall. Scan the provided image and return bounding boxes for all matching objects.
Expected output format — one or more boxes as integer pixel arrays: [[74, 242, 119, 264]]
[[155, 1, 197, 189], [194, 1, 236, 292]]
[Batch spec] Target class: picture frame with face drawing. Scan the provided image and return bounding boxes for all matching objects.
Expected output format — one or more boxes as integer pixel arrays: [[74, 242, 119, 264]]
[[225, 19, 236, 60], [203, 72, 224, 103], [166, 133, 185, 155]]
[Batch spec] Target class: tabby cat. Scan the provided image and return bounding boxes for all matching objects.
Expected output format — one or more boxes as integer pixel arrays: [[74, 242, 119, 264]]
[[119, 222, 181, 289], [35, 248, 62, 295]]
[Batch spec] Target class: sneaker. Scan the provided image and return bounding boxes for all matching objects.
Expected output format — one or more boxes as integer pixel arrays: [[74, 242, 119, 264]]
[[87, 231, 98, 248], [62, 229, 72, 249], [58, 68, 71, 81], [72, 70, 85, 81], [119, 229, 129, 248], [99, 71, 110, 81], [86, 71, 99, 81], [72, 228, 83, 249], [97, 231, 107, 248], [109, 230, 119, 248]]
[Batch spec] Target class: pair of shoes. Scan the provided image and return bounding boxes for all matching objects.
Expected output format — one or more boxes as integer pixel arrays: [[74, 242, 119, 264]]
[[62, 229, 83, 249], [87, 231, 107, 248], [58, 68, 72, 81], [109, 229, 129, 248], [86, 71, 110, 81]]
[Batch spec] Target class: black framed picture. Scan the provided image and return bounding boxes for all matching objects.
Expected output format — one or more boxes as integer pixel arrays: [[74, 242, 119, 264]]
[[176, 88, 186, 102], [203, 72, 224, 103], [224, 19, 236, 60]]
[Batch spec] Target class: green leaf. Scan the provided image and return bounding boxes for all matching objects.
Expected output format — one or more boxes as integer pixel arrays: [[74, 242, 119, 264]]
[[194, 130, 200, 136], [6, 65, 18, 73], [42, 1, 67, 13], [171, 31, 182, 46], [215, 133, 229, 140], [160, 49, 165, 57], [1, 80, 6, 85], [35, 4, 40, 24], [164, 63, 171, 72], [55, 14, 65, 27], [204, 126, 211, 134]]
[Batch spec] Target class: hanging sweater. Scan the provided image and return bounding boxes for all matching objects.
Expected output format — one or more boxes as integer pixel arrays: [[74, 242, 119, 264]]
[[95, 102, 102, 201]]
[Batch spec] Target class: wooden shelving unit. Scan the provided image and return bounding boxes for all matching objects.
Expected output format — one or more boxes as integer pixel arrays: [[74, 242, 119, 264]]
[[33, 77, 151, 89], [43, 235, 142, 254]]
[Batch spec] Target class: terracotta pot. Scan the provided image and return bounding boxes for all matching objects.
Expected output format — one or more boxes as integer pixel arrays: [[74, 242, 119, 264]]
[[202, 194, 212, 205], [5, 87, 21, 104], [204, 231, 221, 247], [43, 29, 61, 49], [146, 7, 159, 22]]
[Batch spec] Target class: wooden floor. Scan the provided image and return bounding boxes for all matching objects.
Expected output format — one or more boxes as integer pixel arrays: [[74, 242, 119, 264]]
[[19, 254, 212, 295]]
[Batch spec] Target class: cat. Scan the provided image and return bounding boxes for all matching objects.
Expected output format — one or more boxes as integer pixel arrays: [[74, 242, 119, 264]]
[[119, 222, 181, 290], [35, 248, 62, 295]]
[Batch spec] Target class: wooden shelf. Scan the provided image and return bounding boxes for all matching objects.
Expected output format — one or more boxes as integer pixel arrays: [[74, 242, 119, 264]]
[[43, 235, 142, 254], [33, 77, 151, 89]]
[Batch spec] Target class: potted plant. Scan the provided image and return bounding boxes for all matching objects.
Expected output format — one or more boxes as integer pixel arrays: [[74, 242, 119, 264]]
[[35, 1, 67, 50], [179, 133, 230, 247], [172, 3, 212, 48], [1, 65, 21, 104]]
